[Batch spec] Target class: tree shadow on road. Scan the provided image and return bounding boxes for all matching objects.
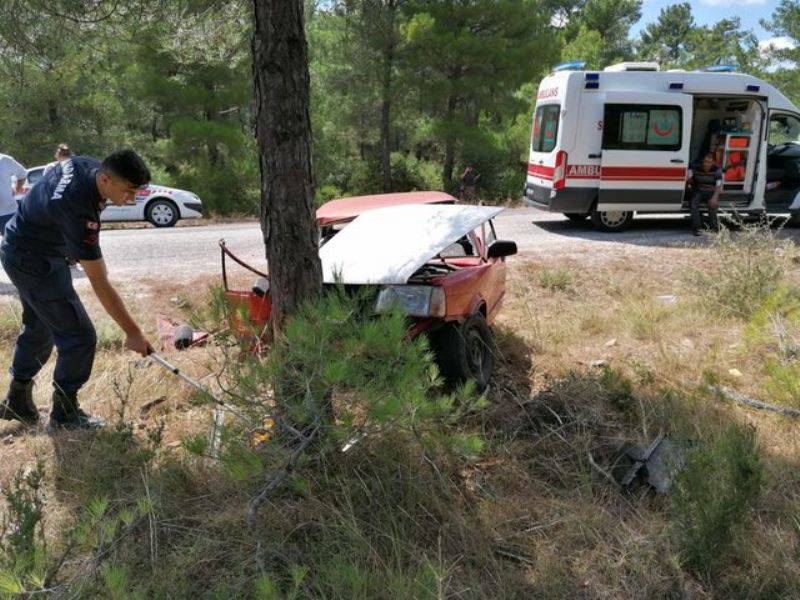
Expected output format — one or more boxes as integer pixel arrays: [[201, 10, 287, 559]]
[[533, 215, 800, 249]]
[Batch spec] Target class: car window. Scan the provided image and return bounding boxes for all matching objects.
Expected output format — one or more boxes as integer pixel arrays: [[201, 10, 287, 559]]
[[603, 104, 682, 151], [27, 168, 44, 185], [531, 104, 560, 153], [441, 235, 477, 258], [485, 221, 497, 246], [769, 113, 800, 145]]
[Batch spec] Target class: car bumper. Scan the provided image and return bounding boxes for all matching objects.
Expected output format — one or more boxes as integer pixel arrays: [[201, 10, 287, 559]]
[[180, 202, 203, 219], [523, 183, 596, 214]]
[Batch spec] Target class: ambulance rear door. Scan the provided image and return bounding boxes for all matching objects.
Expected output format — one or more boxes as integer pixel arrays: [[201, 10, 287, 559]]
[[598, 92, 693, 212]]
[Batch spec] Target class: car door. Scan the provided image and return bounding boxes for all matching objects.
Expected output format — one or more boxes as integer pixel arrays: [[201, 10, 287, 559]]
[[597, 92, 693, 212]]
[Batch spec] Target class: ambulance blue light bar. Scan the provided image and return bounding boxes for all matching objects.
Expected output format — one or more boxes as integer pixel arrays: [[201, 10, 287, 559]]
[[746, 84, 760, 92], [703, 64, 738, 73], [585, 73, 600, 81], [553, 61, 586, 72]]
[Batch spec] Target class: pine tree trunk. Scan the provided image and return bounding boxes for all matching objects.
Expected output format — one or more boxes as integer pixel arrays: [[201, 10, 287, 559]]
[[441, 95, 457, 190], [252, 0, 322, 335], [379, 0, 396, 192]]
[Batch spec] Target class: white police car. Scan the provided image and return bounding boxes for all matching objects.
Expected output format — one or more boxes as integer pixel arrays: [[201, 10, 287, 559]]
[[19, 165, 203, 228]]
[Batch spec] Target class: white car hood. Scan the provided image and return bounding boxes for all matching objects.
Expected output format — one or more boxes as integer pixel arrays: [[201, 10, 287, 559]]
[[319, 204, 504, 285]]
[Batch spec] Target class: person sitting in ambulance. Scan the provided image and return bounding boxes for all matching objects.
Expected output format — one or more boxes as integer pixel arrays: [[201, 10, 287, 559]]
[[686, 153, 722, 236]]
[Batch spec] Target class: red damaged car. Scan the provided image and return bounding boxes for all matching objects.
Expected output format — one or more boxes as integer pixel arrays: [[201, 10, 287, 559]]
[[222, 194, 516, 391]]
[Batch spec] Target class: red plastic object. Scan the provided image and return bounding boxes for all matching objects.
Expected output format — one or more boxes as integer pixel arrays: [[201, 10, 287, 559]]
[[224, 291, 271, 334], [729, 137, 748, 148]]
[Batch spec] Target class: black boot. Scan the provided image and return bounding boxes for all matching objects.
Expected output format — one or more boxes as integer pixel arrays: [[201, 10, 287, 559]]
[[49, 388, 104, 430], [0, 379, 39, 424]]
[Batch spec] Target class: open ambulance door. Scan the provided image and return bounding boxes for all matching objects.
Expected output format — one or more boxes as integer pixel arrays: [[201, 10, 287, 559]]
[[597, 92, 693, 213]]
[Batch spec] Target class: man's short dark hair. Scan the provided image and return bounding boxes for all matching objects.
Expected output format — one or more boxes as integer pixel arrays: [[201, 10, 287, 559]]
[[101, 149, 151, 187]]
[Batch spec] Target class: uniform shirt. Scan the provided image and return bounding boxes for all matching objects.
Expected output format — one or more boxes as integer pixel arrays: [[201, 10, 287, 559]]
[[4, 156, 104, 261], [689, 162, 722, 191], [0, 154, 28, 217]]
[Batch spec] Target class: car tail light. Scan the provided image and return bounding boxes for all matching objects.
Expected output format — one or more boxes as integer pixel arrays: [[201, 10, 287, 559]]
[[553, 150, 568, 190]]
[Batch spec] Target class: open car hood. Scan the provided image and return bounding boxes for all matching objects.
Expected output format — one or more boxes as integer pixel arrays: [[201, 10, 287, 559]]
[[319, 204, 504, 285]]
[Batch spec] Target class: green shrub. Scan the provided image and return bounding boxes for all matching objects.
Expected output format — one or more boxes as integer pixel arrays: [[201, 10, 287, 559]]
[[746, 285, 800, 406], [345, 153, 442, 196], [226, 287, 482, 455], [538, 266, 573, 293], [684, 221, 794, 318], [315, 184, 343, 206], [671, 423, 763, 579], [0, 462, 47, 593]]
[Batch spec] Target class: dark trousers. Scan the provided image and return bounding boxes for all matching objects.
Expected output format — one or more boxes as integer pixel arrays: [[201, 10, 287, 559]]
[[0, 213, 13, 235], [0, 243, 96, 392], [690, 189, 719, 232]]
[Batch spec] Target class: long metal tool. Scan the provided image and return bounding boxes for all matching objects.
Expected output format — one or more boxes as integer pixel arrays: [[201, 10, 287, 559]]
[[148, 350, 225, 406]]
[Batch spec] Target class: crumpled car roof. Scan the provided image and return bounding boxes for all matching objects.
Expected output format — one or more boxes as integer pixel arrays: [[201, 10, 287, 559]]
[[315, 191, 455, 227], [320, 204, 504, 285]]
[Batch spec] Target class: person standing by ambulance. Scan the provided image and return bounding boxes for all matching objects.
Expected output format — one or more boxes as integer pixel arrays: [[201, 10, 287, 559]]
[[686, 153, 722, 236], [0, 150, 153, 429], [0, 153, 27, 234]]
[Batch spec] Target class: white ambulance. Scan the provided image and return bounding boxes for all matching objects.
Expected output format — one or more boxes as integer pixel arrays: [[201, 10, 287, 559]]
[[523, 61, 800, 231]]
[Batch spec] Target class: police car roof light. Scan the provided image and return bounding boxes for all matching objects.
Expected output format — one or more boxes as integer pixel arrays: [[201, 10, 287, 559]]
[[553, 61, 586, 72], [702, 64, 738, 73]]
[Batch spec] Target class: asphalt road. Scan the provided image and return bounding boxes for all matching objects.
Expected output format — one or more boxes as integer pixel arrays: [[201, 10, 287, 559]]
[[91, 209, 703, 277], [0, 209, 795, 288]]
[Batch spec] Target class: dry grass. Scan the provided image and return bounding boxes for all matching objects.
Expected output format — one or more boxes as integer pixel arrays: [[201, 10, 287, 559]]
[[0, 231, 799, 596]]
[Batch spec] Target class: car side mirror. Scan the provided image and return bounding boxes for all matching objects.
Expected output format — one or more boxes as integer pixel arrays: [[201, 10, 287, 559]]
[[487, 240, 517, 259]]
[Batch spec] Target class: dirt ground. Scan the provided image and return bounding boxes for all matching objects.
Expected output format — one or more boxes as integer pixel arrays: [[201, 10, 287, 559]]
[[0, 216, 799, 596]]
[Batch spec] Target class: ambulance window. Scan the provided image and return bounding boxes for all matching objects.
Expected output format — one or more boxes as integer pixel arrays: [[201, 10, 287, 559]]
[[532, 104, 560, 153], [603, 104, 682, 151], [769, 113, 800, 145]]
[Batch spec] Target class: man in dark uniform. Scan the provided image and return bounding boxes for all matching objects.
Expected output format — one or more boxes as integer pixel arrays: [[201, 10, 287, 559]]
[[0, 150, 153, 429], [686, 153, 723, 236]]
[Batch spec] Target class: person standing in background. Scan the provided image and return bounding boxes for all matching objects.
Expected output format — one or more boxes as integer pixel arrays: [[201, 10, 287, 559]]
[[44, 144, 74, 176], [0, 153, 27, 234], [459, 163, 481, 203]]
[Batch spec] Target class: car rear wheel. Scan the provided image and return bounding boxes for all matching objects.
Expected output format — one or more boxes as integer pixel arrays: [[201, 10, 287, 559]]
[[564, 212, 589, 222], [591, 209, 634, 232], [147, 199, 179, 227], [429, 313, 494, 393]]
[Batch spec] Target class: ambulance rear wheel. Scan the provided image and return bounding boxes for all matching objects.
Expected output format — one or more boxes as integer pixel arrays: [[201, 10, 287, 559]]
[[591, 209, 634, 232], [564, 212, 589, 222]]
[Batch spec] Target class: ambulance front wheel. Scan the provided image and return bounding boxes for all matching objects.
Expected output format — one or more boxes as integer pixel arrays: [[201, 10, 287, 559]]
[[563, 212, 589, 222], [591, 209, 634, 232]]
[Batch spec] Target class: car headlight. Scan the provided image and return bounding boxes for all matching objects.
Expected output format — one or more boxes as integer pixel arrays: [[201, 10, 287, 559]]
[[375, 285, 446, 318]]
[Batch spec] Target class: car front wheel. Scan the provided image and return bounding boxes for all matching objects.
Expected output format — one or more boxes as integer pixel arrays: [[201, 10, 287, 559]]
[[147, 199, 179, 227], [590, 209, 634, 232], [429, 312, 495, 392]]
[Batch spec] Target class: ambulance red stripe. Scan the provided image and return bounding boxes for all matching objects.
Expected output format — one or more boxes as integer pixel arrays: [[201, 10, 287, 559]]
[[529, 164, 686, 182], [601, 166, 686, 180], [527, 163, 554, 179]]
